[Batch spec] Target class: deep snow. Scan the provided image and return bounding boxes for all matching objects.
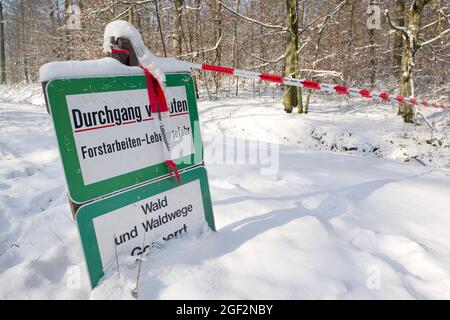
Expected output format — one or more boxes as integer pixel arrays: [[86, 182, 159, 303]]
[[0, 85, 450, 299]]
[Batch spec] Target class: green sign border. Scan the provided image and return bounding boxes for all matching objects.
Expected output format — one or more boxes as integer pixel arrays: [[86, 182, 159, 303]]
[[46, 73, 202, 203], [76, 166, 215, 288]]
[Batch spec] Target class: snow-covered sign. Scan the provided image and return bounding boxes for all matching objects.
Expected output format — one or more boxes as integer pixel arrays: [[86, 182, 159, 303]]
[[76, 166, 215, 288], [45, 72, 202, 203]]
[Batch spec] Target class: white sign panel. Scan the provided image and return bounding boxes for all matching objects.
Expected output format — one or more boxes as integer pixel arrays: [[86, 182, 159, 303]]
[[66, 86, 194, 185], [93, 179, 206, 267]]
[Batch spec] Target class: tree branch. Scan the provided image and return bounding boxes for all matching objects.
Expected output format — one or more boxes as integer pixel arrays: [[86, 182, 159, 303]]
[[219, 0, 287, 32], [420, 28, 450, 47], [422, 11, 450, 30], [241, 47, 285, 64], [249, 54, 286, 70], [384, 9, 408, 38], [438, 8, 450, 25], [176, 33, 223, 58]]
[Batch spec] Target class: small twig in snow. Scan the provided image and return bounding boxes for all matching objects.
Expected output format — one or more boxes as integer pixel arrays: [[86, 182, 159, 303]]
[[114, 234, 121, 280]]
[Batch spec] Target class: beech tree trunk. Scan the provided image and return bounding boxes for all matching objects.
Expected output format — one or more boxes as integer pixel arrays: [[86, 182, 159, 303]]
[[394, 0, 405, 74], [398, 0, 432, 123], [283, 0, 302, 113], [369, 27, 376, 89], [174, 0, 183, 56], [213, 1, 223, 97], [0, 0, 5, 84]]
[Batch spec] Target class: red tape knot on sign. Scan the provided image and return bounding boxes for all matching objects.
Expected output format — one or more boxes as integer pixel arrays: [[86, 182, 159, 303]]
[[410, 98, 417, 105], [259, 74, 284, 84], [202, 64, 234, 75], [379, 92, 390, 101], [111, 48, 129, 55], [141, 66, 181, 185], [334, 86, 349, 95], [359, 89, 372, 98], [166, 160, 181, 185], [140, 66, 169, 113], [302, 80, 321, 90]]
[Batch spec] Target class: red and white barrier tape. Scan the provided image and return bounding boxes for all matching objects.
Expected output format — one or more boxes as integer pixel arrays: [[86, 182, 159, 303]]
[[187, 63, 449, 110], [108, 47, 448, 110]]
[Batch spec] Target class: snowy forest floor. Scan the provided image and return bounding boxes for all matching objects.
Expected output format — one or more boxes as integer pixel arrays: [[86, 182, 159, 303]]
[[0, 84, 450, 299]]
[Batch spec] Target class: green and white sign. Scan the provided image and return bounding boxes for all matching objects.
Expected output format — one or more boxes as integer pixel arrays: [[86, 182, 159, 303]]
[[45, 72, 202, 203], [76, 166, 215, 288]]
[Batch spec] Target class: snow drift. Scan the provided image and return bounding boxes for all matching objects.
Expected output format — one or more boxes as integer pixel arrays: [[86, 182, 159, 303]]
[[1, 90, 450, 299]]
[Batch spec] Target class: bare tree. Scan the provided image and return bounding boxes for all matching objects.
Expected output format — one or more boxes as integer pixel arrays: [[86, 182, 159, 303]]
[[283, 0, 302, 113], [394, 0, 405, 74], [0, 0, 447, 116], [0, 0, 5, 84], [386, 0, 449, 123]]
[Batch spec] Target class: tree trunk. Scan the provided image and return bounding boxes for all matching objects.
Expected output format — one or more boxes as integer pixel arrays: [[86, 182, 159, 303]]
[[394, 0, 405, 75], [369, 28, 376, 89], [213, 1, 223, 97], [20, 0, 29, 83], [399, 0, 431, 123], [304, 91, 311, 114], [154, 0, 167, 57], [128, 5, 133, 23], [174, 0, 183, 56], [344, 0, 355, 83], [64, 0, 72, 61], [0, 0, 5, 84], [231, 0, 241, 97], [368, 0, 378, 89], [283, 0, 302, 113]]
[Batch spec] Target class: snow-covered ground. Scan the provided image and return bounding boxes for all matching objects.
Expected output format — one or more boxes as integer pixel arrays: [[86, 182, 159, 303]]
[[1, 84, 450, 299]]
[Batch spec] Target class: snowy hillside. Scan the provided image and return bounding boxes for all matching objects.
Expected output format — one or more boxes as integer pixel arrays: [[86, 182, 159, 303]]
[[1, 85, 450, 299]]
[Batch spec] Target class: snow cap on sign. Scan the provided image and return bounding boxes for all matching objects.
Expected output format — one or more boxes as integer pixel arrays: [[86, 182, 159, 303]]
[[103, 20, 193, 82], [39, 58, 143, 82]]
